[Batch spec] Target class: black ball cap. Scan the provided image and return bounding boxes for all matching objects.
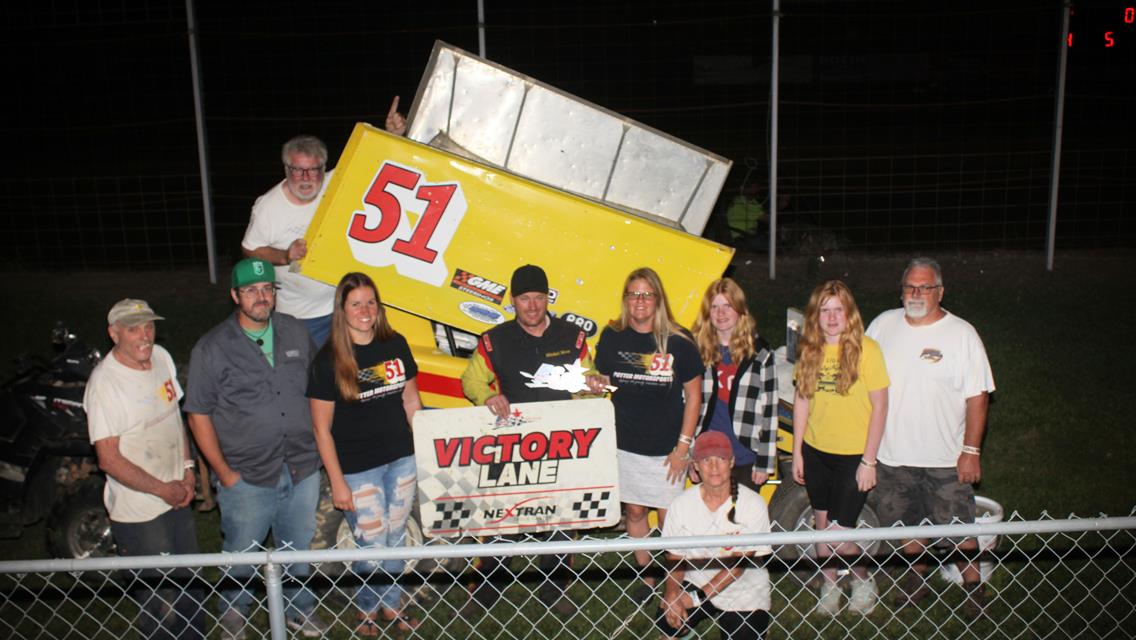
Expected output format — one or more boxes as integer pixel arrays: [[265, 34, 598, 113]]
[[511, 264, 549, 296]]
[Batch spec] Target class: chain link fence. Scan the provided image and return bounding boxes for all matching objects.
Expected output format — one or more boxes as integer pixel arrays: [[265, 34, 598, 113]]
[[2, 512, 1133, 640]]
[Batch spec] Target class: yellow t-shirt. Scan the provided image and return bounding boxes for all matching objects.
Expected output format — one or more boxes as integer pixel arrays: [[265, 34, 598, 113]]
[[800, 337, 889, 455]]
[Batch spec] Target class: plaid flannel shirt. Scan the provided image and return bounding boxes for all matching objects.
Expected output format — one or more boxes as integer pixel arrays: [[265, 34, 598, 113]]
[[698, 334, 779, 475]]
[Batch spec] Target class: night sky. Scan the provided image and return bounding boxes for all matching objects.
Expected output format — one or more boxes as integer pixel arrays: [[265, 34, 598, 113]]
[[3, 1, 1133, 267]]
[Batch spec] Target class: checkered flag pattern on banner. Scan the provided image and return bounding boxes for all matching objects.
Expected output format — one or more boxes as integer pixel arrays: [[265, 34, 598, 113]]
[[431, 500, 472, 530], [572, 491, 611, 520]]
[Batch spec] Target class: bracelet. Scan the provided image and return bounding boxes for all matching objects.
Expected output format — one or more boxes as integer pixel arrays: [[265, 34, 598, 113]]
[[859, 458, 877, 468], [678, 434, 693, 446], [961, 445, 981, 456], [183, 460, 196, 470], [684, 588, 703, 608]]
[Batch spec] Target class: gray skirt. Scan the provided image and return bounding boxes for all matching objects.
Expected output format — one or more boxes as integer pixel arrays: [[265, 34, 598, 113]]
[[618, 449, 687, 509]]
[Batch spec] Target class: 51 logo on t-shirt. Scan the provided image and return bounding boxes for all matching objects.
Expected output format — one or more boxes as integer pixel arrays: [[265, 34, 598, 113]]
[[358, 358, 408, 387], [645, 353, 674, 377], [383, 358, 407, 384], [160, 379, 176, 403]]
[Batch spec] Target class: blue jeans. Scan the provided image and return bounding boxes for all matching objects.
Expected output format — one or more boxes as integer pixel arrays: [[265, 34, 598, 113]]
[[217, 468, 319, 620], [302, 314, 332, 349], [111, 507, 204, 640], [342, 455, 417, 613]]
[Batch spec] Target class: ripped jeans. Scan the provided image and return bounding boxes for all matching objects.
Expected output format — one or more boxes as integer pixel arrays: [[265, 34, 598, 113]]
[[342, 455, 417, 613]]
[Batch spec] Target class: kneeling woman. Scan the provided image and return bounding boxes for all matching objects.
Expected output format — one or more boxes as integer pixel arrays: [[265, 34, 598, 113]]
[[658, 431, 774, 640], [308, 272, 422, 635]]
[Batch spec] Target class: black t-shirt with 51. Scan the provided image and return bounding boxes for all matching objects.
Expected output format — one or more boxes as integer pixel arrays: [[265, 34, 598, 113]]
[[306, 334, 417, 474], [594, 327, 703, 456]]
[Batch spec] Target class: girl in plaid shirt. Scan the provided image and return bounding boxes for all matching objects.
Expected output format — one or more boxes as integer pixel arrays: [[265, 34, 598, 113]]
[[691, 278, 779, 493]]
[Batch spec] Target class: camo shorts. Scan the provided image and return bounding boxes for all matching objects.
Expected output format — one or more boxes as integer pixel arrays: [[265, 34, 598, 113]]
[[873, 463, 975, 527]]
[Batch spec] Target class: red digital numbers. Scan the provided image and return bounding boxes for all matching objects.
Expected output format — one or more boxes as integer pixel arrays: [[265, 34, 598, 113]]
[[1068, 6, 1134, 48]]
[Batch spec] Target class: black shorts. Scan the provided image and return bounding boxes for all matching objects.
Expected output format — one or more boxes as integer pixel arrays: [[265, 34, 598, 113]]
[[655, 601, 769, 640], [802, 442, 868, 527]]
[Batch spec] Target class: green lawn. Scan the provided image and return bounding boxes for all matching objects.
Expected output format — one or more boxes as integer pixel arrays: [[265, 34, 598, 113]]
[[0, 250, 1132, 564]]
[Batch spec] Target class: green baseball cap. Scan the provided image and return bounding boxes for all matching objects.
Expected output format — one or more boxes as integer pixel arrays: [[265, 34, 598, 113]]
[[231, 258, 276, 289]]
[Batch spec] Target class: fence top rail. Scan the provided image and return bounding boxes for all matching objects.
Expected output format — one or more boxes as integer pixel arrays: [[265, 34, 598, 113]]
[[2, 515, 1133, 575]]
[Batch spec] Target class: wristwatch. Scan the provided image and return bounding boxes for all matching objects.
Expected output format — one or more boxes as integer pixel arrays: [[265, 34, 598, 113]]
[[685, 587, 707, 607]]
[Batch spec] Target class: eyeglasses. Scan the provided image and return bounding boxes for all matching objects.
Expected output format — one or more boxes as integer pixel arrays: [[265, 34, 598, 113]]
[[285, 164, 325, 179], [238, 285, 277, 297], [624, 291, 657, 301], [901, 284, 941, 295]]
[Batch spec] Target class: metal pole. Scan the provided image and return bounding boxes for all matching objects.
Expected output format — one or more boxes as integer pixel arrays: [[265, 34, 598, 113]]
[[477, 0, 487, 58], [263, 561, 287, 640], [185, 0, 218, 284], [768, 0, 781, 280], [1046, 1, 1071, 271]]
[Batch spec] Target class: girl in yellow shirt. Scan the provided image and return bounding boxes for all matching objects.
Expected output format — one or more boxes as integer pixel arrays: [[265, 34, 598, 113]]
[[792, 280, 889, 616]]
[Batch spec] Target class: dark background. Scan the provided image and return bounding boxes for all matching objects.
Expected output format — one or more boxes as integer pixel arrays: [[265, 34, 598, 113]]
[[3, 1, 1133, 268]]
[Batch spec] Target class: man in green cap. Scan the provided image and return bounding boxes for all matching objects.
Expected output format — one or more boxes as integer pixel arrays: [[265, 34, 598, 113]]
[[184, 258, 326, 639]]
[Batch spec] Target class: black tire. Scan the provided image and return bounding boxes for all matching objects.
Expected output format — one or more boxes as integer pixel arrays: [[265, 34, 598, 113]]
[[46, 478, 115, 559], [767, 482, 882, 563], [767, 482, 815, 562]]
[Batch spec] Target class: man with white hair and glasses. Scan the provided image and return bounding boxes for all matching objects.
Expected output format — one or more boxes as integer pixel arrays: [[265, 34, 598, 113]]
[[865, 257, 995, 617]]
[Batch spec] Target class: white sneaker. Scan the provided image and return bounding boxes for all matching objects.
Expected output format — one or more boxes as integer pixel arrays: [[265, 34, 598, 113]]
[[286, 614, 331, 638], [817, 581, 842, 616], [849, 577, 879, 615]]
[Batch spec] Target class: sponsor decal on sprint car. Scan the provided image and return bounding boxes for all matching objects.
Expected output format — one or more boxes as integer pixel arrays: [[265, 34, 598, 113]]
[[459, 301, 505, 325], [560, 312, 598, 337], [450, 268, 507, 305]]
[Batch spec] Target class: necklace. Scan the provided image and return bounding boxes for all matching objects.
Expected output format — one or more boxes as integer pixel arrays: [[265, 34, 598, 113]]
[[244, 322, 271, 346]]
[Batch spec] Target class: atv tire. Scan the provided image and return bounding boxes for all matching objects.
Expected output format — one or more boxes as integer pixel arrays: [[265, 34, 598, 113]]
[[46, 478, 115, 559]]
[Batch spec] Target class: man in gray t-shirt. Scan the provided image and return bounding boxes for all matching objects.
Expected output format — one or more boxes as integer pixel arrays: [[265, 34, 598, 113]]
[[185, 258, 326, 640]]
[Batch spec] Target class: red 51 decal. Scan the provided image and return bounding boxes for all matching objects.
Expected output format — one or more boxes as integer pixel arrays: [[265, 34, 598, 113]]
[[346, 161, 467, 287]]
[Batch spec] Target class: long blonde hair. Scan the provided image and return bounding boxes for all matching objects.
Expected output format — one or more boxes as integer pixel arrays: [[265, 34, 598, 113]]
[[795, 280, 864, 398], [692, 278, 757, 367], [609, 267, 690, 354], [328, 272, 395, 401]]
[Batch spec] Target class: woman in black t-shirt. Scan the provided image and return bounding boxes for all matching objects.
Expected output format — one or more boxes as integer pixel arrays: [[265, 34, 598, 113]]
[[307, 272, 421, 635], [589, 267, 703, 604]]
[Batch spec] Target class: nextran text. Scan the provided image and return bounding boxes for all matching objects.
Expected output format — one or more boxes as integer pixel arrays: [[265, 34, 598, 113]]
[[432, 428, 600, 467]]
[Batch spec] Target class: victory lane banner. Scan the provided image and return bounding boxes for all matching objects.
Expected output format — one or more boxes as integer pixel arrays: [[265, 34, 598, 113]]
[[413, 398, 619, 537]]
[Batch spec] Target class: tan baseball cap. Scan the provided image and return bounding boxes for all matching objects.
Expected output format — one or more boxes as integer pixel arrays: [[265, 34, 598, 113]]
[[107, 299, 164, 326]]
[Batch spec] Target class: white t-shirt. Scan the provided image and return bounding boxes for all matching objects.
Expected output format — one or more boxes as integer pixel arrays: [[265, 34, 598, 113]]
[[241, 174, 336, 319], [662, 484, 773, 611], [85, 345, 187, 523], [866, 308, 995, 467]]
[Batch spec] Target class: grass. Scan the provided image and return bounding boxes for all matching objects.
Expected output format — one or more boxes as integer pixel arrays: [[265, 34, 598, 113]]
[[0, 250, 1133, 638]]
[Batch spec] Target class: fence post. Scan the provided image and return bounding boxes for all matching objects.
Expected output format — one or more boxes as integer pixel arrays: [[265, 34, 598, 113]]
[[263, 561, 287, 640]]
